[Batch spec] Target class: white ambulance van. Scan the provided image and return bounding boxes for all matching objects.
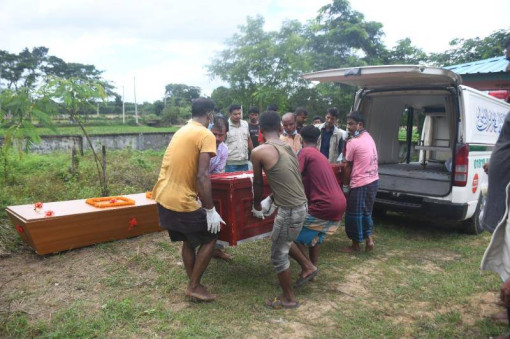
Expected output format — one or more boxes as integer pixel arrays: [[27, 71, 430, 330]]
[[302, 65, 510, 233]]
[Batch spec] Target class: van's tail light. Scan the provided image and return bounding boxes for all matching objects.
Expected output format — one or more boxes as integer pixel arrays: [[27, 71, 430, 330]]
[[453, 144, 469, 186]]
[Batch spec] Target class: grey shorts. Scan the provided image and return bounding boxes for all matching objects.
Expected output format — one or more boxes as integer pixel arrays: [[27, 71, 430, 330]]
[[270, 204, 307, 273]]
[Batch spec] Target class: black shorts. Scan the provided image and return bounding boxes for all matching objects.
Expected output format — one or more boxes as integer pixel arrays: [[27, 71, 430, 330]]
[[157, 203, 217, 248], [167, 229, 217, 249]]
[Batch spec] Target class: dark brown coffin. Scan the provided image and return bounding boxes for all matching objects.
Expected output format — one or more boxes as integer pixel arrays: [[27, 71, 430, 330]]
[[6, 193, 161, 255]]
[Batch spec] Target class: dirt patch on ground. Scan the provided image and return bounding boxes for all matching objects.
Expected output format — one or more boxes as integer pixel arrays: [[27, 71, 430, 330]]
[[462, 291, 502, 326], [0, 232, 170, 324]]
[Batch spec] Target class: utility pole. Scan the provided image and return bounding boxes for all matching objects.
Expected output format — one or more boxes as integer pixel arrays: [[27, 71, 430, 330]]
[[133, 77, 138, 124], [122, 86, 125, 124]]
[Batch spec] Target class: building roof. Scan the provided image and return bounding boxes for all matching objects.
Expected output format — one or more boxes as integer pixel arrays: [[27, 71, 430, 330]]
[[444, 56, 509, 74], [444, 56, 510, 91]]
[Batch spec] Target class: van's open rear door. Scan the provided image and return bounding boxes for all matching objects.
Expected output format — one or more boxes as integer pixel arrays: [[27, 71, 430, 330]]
[[301, 65, 462, 89]]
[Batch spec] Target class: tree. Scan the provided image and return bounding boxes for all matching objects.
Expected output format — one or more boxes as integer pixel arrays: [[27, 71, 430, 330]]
[[153, 100, 164, 116], [385, 38, 428, 65], [428, 29, 510, 66], [164, 84, 201, 107], [0, 87, 54, 183], [0, 47, 114, 97], [210, 86, 236, 112], [308, 0, 387, 70], [0, 47, 49, 90], [39, 77, 108, 195], [208, 16, 312, 110]]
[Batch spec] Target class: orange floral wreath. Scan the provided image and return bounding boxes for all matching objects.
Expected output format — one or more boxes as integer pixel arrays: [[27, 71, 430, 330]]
[[145, 191, 153, 199], [85, 196, 135, 208]]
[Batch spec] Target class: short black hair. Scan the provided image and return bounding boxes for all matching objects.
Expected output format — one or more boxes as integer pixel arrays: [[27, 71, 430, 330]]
[[212, 115, 229, 133], [312, 115, 324, 123], [346, 110, 365, 125], [295, 107, 308, 117], [191, 98, 215, 117], [266, 103, 278, 111], [300, 125, 320, 143], [259, 111, 281, 133], [326, 107, 339, 118], [228, 104, 242, 114], [248, 106, 259, 114]]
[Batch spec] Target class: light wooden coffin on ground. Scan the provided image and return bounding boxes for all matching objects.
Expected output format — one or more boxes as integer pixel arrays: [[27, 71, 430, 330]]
[[6, 193, 160, 255]]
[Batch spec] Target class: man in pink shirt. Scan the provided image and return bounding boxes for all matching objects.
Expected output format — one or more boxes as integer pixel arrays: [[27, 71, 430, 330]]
[[342, 111, 379, 253]]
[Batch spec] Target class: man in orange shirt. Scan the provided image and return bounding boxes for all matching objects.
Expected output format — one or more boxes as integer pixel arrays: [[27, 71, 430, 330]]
[[153, 98, 224, 302]]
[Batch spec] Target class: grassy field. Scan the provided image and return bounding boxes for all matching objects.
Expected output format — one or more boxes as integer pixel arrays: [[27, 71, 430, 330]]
[[0, 125, 179, 137], [0, 151, 508, 338]]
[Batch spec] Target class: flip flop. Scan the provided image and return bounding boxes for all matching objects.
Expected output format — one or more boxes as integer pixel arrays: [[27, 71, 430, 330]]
[[186, 292, 216, 302], [295, 269, 319, 288], [265, 296, 300, 310]]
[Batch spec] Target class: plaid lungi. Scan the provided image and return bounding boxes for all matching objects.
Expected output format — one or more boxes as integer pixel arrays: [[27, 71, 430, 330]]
[[344, 180, 379, 243]]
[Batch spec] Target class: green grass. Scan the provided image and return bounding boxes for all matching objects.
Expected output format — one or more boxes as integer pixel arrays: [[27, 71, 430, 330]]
[[398, 127, 420, 142], [0, 125, 179, 137], [0, 151, 508, 338]]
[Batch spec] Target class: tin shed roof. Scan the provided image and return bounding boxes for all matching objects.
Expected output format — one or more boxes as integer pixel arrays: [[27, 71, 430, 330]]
[[444, 56, 509, 74], [444, 56, 510, 91]]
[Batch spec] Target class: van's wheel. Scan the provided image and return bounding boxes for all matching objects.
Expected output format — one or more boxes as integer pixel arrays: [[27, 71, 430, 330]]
[[463, 195, 485, 235]]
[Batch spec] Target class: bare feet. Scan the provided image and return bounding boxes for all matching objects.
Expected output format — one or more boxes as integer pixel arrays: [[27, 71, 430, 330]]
[[212, 248, 233, 261], [365, 238, 374, 252], [185, 284, 216, 302]]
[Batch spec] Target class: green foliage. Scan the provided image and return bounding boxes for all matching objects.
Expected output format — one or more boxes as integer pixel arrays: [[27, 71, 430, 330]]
[[0, 47, 109, 93], [40, 76, 110, 195], [385, 38, 428, 65], [164, 84, 201, 107], [428, 28, 510, 66], [161, 103, 191, 125], [208, 16, 313, 109], [210, 86, 236, 112], [0, 87, 56, 184], [310, 0, 386, 69]]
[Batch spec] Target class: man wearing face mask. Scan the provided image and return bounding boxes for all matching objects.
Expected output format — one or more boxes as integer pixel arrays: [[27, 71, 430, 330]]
[[280, 112, 302, 153], [341, 111, 379, 253]]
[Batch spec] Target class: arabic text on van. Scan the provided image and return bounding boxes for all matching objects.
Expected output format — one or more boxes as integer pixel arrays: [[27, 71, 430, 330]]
[[475, 106, 506, 134]]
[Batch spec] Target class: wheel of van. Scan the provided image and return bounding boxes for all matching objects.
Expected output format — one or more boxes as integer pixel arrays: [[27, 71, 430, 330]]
[[463, 195, 486, 235]]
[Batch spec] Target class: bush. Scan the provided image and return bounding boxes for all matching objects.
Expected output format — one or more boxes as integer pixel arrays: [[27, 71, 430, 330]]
[[142, 114, 162, 127]]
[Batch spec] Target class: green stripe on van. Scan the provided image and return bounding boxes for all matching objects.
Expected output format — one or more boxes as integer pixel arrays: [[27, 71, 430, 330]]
[[469, 145, 494, 151]]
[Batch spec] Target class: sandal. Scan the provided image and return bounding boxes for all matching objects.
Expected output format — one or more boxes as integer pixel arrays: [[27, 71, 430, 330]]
[[265, 296, 300, 310]]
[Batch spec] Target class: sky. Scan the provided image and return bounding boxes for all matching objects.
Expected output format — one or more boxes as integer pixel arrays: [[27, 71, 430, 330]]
[[1, 0, 509, 103]]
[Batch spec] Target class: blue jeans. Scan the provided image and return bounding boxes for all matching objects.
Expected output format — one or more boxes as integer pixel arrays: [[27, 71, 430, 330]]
[[225, 164, 249, 173]]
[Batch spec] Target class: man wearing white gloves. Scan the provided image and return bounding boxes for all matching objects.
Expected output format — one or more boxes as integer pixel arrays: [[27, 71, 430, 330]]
[[251, 111, 311, 310], [152, 97, 224, 302]]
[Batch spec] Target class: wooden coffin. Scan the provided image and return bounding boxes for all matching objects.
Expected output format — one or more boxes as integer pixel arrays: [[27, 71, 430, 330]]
[[211, 171, 275, 246], [6, 193, 161, 255]]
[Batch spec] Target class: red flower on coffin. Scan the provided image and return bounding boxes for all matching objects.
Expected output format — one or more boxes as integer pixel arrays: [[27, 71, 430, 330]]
[[45, 210, 55, 217], [128, 217, 138, 231], [16, 225, 24, 233], [34, 202, 43, 210], [109, 199, 117, 203]]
